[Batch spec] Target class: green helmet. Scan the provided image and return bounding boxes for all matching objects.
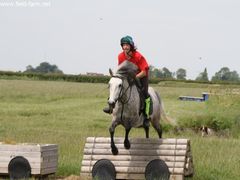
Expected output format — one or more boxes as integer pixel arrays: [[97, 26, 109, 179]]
[[120, 35, 135, 48]]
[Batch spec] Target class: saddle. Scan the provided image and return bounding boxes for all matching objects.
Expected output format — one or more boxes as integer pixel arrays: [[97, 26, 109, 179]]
[[133, 80, 153, 117], [121, 70, 153, 117]]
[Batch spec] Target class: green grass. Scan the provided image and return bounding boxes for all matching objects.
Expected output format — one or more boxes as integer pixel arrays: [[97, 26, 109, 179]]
[[188, 136, 240, 180], [0, 79, 240, 179]]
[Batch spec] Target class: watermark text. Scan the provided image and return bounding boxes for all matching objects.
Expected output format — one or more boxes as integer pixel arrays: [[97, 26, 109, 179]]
[[0, 0, 51, 8]]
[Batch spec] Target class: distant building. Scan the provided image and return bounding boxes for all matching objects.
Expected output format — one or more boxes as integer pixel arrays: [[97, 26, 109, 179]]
[[86, 72, 105, 76]]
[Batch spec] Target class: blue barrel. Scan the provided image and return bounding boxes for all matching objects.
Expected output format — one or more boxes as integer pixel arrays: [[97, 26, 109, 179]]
[[202, 92, 209, 101]]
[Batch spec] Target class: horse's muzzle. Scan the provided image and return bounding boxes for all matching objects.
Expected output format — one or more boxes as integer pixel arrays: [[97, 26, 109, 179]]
[[108, 101, 116, 109]]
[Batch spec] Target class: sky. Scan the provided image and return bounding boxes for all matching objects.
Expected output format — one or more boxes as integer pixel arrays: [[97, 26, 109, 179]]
[[0, 0, 240, 79]]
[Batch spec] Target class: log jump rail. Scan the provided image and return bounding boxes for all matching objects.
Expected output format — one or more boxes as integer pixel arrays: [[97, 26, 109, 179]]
[[0, 142, 58, 179], [81, 137, 194, 180]]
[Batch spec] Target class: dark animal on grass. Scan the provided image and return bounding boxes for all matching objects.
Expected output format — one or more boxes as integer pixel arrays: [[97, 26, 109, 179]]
[[200, 125, 214, 137]]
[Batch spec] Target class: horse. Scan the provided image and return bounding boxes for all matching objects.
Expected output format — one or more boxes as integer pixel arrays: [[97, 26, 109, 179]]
[[107, 61, 165, 155]]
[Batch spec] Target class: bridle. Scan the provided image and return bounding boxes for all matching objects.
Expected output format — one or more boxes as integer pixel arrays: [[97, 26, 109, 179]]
[[111, 75, 132, 104], [111, 75, 133, 121]]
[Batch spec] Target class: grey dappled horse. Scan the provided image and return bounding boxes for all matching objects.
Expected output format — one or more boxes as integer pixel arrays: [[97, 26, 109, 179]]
[[107, 61, 164, 155]]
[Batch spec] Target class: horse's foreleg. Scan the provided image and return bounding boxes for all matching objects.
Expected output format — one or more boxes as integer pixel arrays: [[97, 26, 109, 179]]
[[109, 121, 119, 155], [124, 127, 131, 149]]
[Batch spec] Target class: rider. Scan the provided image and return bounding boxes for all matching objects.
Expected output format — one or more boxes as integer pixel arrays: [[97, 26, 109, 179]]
[[103, 35, 151, 124]]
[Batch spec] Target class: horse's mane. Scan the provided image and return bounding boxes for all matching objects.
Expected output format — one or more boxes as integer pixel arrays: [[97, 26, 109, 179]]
[[116, 60, 138, 78]]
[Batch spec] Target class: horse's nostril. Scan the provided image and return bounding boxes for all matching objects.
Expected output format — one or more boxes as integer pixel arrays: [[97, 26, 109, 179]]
[[109, 102, 114, 106], [108, 101, 115, 108]]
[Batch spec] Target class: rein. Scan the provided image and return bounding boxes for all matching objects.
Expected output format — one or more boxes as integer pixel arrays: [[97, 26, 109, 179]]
[[112, 75, 133, 121]]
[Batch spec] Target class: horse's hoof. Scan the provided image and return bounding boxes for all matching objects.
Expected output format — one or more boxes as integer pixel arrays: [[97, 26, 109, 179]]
[[111, 147, 118, 155], [124, 140, 131, 149]]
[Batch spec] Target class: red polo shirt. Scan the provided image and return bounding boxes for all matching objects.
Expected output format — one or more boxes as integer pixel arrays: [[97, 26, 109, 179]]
[[118, 51, 149, 76]]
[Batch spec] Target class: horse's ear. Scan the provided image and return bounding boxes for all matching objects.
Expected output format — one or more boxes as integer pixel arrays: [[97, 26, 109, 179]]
[[109, 68, 113, 77]]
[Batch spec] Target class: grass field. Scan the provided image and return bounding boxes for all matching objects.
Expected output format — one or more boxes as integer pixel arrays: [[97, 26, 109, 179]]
[[0, 79, 240, 179]]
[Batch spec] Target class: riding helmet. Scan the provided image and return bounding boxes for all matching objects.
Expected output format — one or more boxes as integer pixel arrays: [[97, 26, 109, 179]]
[[120, 35, 135, 48]]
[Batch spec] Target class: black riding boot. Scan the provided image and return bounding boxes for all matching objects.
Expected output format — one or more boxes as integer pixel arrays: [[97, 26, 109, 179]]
[[143, 116, 150, 127], [143, 96, 151, 127]]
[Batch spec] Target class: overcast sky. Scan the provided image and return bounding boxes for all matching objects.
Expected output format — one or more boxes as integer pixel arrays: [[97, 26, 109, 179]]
[[0, 0, 240, 79]]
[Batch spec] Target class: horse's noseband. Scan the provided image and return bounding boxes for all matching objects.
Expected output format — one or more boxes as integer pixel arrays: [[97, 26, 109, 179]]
[[111, 76, 132, 104]]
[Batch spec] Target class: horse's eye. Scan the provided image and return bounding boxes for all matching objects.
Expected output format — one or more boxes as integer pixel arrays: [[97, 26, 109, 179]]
[[118, 84, 122, 88]]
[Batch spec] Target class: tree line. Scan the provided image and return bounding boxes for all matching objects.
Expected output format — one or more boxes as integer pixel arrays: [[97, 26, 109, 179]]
[[23, 62, 240, 83], [149, 65, 240, 82], [25, 62, 63, 74]]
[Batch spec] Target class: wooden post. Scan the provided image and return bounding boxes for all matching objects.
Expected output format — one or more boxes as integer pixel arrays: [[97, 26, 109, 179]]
[[0, 142, 58, 176]]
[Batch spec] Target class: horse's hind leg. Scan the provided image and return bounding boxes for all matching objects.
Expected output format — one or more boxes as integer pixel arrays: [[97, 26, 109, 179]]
[[152, 122, 162, 138], [124, 127, 131, 149], [109, 121, 119, 155]]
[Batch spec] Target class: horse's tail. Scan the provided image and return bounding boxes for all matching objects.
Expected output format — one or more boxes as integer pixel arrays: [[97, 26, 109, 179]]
[[155, 91, 177, 126]]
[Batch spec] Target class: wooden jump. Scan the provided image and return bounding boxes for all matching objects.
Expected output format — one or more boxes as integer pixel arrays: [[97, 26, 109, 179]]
[[81, 137, 194, 180], [0, 142, 58, 178]]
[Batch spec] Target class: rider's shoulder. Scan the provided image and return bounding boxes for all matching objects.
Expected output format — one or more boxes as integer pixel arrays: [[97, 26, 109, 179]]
[[133, 51, 143, 59]]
